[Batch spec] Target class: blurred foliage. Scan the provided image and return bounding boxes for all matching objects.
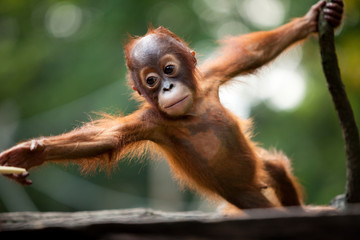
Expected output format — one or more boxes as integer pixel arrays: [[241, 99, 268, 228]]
[[0, 0, 359, 212]]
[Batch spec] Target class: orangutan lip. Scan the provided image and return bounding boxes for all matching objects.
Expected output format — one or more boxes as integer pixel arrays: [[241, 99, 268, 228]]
[[165, 95, 189, 109]]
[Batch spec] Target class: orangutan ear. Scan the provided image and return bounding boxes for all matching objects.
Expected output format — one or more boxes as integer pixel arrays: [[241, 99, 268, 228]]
[[132, 86, 141, 96]]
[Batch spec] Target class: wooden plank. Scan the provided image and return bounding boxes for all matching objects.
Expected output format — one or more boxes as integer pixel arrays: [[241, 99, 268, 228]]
[[1, 207, 360, 239]]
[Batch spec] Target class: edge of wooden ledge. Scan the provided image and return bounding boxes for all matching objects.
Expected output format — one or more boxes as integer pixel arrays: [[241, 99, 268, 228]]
[[1, 207, 360, 239]]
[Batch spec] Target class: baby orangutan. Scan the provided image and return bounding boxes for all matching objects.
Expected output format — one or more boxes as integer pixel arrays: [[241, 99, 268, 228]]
[[0, 0, 343, 214]]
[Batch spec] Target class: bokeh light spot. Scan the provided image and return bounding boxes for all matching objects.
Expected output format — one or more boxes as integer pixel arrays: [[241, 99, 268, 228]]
[[45, 3, 82, 38]]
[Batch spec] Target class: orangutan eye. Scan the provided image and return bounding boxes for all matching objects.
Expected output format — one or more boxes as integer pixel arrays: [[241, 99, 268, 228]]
[[164, 65, 175, 75], [146, 76, 158, 87]]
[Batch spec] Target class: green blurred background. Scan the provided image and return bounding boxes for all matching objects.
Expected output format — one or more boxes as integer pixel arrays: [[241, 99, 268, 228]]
[[0, 0, 359, 212]]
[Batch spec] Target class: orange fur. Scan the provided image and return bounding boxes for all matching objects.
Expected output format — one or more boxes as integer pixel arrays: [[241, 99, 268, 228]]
[[0, 0, 345, 210], [1, 19, 319, 212]]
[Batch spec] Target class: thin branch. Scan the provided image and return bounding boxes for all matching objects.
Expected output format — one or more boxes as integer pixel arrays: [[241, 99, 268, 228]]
[[318, 0, 360, 205]]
